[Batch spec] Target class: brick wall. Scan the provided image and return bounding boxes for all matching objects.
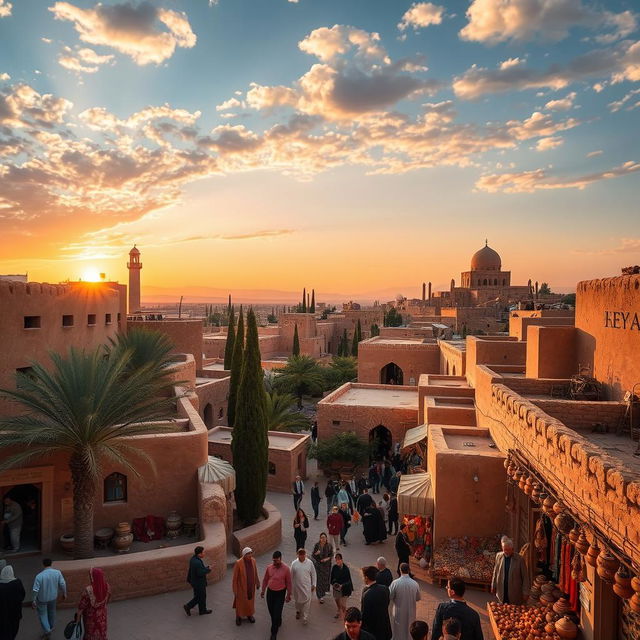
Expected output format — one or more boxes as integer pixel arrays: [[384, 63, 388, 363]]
[[358, 339, 440, 385], [525, 325, 577, 379], [231, 501, 282, 557], [529, 398, 626, 433]]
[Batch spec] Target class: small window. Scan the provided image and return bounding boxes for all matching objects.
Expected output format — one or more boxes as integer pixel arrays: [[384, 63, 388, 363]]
[[117, 313, 121, 323], [24, 316, 41, 329], [104, 472, 127, 503], [62, 314, 74, 328], [87, 314, 96, 326], [105, 313, 112, 325], [268, 462, 276, 475], [332, 420, 341, 426], [218, 407, 224, 419]]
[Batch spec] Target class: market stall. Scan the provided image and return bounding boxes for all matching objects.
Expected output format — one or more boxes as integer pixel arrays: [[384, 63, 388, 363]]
[[401, 424, 427, 473]]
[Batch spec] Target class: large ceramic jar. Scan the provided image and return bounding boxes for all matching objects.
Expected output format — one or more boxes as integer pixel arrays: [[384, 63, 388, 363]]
[[585, 541, 601, 568], [555, 616, 578, 639], [60, 533, 74, 553], [113, 522, 133, 552], [575, 531, 590, 556], [166, 511, 183, 539]]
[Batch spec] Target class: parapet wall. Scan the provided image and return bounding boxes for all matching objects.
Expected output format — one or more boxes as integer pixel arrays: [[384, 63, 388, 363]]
[[575, 275, 640, 400]]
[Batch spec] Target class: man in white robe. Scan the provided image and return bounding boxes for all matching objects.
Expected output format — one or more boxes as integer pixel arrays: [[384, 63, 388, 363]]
[[389, 563, 421, 640], [290, 548, 316, 625]]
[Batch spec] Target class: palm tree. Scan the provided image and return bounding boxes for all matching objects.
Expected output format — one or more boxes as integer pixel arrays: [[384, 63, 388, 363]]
[[329, 356, 357, 384], [105, 326, 176, 372], [273, 355, 324, 409], [0, 337, 178, 559], [265, 391, 312, 432]]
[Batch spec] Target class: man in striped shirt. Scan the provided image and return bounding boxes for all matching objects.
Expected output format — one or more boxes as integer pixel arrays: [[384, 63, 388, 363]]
[[261, 550, 292, 640]]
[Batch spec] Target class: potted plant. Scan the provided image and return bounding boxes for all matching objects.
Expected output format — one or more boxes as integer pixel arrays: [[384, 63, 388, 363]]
[[309, 432, 369, 473]]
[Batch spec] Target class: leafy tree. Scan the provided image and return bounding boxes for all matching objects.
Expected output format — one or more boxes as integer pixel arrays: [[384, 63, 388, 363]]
[[370, 323, 380, 337], [231, 308, 268, 524], [292, 323, 300, 356], [561, 293, 576, 306], [309, 432, 369, 468], [223, 305, 235, 370], [310, 289, 315, 313], [320, 308, 329, 320], [227, 307, 245, 428], [265, 391, 311, 432], [539, 282, 552, 295], [384, 308, 403, 327], [0, 333, 178, 559], [322, 356, 357, 390], [274, 355, 324, 409]]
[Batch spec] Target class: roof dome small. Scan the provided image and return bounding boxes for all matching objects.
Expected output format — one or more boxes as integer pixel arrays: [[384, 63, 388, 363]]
[[129, 245, 140, 255], [471, 241, 501, 271]]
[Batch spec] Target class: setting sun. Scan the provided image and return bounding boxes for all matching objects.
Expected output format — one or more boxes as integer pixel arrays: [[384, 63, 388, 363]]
[[81, 269, 103, 282]]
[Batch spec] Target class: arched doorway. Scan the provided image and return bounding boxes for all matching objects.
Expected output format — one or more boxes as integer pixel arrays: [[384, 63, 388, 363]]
[[369, 425, 393, 462], [203, 403, 213, 429], [380, 362, 403, 385], [3, 483, 41, 553]]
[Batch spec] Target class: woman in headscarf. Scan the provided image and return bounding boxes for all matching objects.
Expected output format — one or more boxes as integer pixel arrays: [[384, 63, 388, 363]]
[[232, 547, 260, 626], [77, 568, 111, 640], [311, 532, 333, 604], [0, 565, 25, 640]]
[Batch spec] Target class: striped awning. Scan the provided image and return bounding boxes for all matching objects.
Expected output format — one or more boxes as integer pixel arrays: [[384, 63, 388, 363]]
[[198, 456, 236, 494], [402, 424, 428, 450], [397, 472, 433, 517]]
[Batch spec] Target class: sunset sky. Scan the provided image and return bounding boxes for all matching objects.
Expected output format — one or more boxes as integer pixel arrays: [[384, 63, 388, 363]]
[[0, 0, 638, 301]]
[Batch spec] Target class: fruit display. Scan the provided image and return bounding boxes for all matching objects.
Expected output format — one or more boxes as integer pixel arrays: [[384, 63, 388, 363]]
[[488, 602, 564, 640], [401, 514, 432, 561], [432, 535, 500, 582]]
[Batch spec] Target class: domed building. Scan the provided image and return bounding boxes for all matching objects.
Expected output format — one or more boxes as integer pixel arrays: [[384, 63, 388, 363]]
[[460, 241, 512, 290]]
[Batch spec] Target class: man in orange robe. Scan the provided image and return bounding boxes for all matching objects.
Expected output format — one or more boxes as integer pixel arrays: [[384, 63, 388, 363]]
[[233, 547, 260, 625]]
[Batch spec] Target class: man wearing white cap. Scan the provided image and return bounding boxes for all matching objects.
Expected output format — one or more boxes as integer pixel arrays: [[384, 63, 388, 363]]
[[232, 547, 260, 626], [290, 548, 316, 625]]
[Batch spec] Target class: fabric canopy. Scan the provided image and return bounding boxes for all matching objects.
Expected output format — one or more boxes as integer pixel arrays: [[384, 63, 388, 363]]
[[198, 456, 236, 494], [397, 472, 433, 517], [402, 424, 428, 450]]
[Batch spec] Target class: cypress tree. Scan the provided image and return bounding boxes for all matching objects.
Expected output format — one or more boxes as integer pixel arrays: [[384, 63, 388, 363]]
[[302, 288, 307, 313], [227, 307, 245, 428], [342, 329, 348, 357], [356, 319, 362, 342], [224, 305, 235, 370], [310, 289, 315, 313], [351, 330, 358, 356], [292, 323, 300, 356], [232, 308, 268, 524]]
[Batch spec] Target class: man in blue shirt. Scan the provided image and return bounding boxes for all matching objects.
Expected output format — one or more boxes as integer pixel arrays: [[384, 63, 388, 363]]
[[32, 557, 67, 639]]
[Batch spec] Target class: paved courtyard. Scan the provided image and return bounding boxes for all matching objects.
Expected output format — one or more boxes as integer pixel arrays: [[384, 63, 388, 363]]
[[17, 463, 494, 640]]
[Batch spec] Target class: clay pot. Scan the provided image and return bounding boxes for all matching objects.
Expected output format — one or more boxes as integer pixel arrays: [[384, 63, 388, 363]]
[[534, 574, 547, 587], [540, 592, 556, 606], [553, 501, 564, 515], [531, 483, 543, 504], [60, 533, 74, 553], [585, 541, 601, 568], [555, 616, 578, 639], [554, 512, 573, 535], [630, 592, 640, 614], [597, 549, 620, 573], [568, 526, 580, 545], [542, 496, 555, 517], [613, 582, 635, 599], [575, 531, 590, 555], [524, 476, 534, 496], [113, 522, 133, 552], [541, 582, 555, 594], [166, 510, 182, 539], [614, 566, 631, 587], [631, 576, 640, 593], [553, 597, 571, 615], [503, 456, 510, 469], [519, 474, 528, 491], [545, 622, 556, 634]]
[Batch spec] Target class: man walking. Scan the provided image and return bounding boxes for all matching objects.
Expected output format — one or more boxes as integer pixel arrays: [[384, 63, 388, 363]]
[[339, 502, 351, 547], [292, 475, 305, 511], [311, 482, 321, 520], [332, 607, 377, 640], [431, 577, 484, 640], [184, 546, 212, 616], [291, 548, 316, 625], [389, 563, 421, 640], [2, 496, 22, 552], [361, 565, 392, 640], [261, 550, 292, 640], [375, 557, 393, 587], [395, 524, 411, 575], [387, 494, 399, 535], [491, 536, 529, 605], [32, 558, 66, 640]]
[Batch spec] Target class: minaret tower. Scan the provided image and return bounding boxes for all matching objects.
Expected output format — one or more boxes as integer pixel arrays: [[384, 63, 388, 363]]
[[127, 245, 142, 314]]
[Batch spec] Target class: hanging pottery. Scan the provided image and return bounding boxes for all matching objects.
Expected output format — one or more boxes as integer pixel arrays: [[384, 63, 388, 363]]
[[524, 476, 534, 496], [554, 512, 573, 535], [553, 501, 564, 515], [613, 566, 634, 599], [568, 526, 580, 545], [532, 482, 542, 504], [597, 549, 620, 573], [631, 575, 640, 593], [543, 495, 556, 517], [571, 552, 586, 583], [585, 541, 601, 568], [519, 474, 528, 491], [575, 531, 590, 556], [630, 591, 640, 614]]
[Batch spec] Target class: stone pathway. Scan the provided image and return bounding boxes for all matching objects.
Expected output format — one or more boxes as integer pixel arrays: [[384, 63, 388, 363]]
[[18, 466, 495, 639]]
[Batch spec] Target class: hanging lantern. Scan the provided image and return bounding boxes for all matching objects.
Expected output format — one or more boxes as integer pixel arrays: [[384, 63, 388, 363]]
[[586, 540, 601, 568], [575, 530, 590, 556]]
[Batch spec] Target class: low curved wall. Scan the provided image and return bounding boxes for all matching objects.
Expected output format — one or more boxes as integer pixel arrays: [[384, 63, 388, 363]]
[[231, 501, 281, 558]]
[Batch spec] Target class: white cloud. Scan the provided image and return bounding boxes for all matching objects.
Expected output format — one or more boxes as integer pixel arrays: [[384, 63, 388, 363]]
[[460, 0, 636, 44], [0, 0, 12, 18], [586, 150, 602, 157], [216, 97, 243, 111], [0, 73, 10, 81], [49, 1, 196, 65], [535, 136, 564, 151], [608, 88, 640, 112], [58, 46, 114, 74], [453, 40, 640, 99], [298, 25, 389, 63], [398, 3, 445, 32], [500, 58, 524, 70], [544, 92, 577, 110], [476, 160, 640, 193]]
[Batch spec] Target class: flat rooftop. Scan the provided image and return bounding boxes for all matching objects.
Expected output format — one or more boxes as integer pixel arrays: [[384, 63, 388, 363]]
[[367, 338, 429, 346], [208, 427, 309, 451], [444, 433, 496, 452], [580, 432, 640, 477], [441, 340, 467, 352], [329, 387, 418, 409]]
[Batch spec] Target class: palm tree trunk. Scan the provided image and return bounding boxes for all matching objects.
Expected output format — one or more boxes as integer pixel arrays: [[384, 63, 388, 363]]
[[69, 452, 96, 559]]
